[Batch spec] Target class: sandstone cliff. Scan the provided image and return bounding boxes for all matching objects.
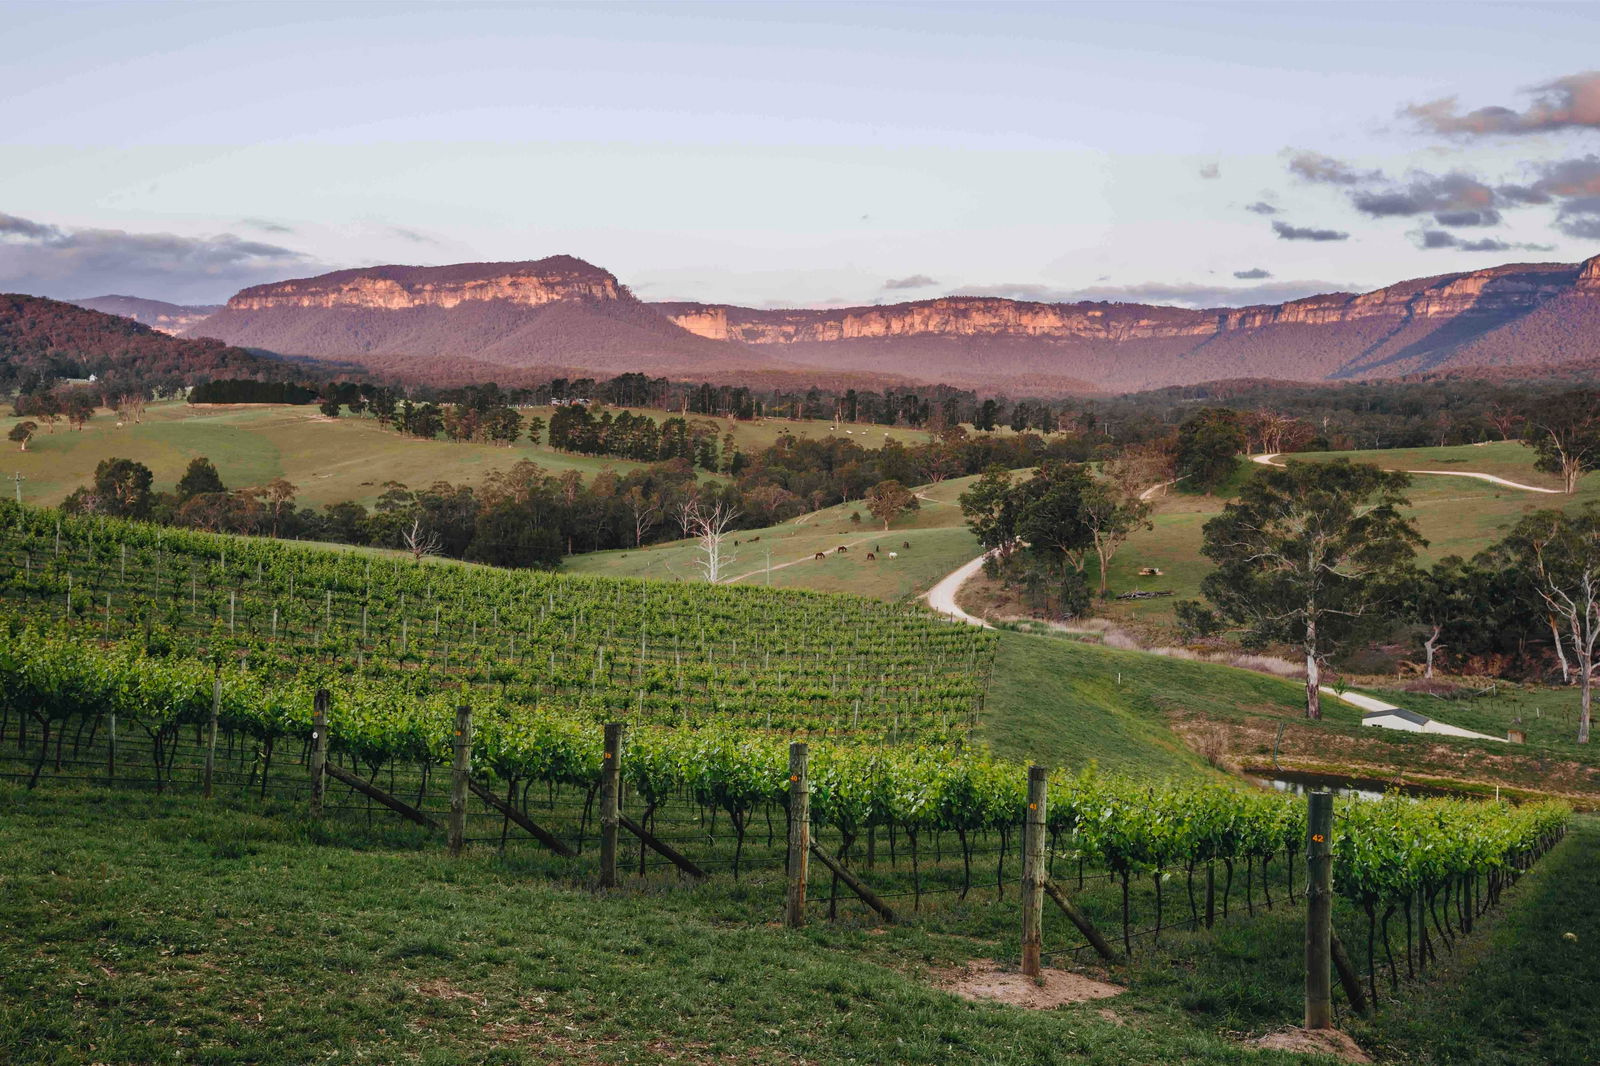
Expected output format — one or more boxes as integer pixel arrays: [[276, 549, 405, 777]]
[[188, 256, 770, 377], [187, 253, 1600, 393], [652, 257, 1600, 391]]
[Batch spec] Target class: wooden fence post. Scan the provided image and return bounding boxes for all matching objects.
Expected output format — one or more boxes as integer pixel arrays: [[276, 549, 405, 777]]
[[203, 673, 221, 799], [309, 689, 329, 817], [107, 712, 117, 784], [1304, 791, 1334, 1030], [448, 706, 472, 857], [599, 722, 623, 888], [1021, 765, 1047, 977], [785, 742, 810, 928]]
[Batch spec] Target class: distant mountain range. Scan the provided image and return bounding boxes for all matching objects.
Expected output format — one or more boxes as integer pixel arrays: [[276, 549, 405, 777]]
[[89, 251, 1600, 393], [70, 295, 222, 335]]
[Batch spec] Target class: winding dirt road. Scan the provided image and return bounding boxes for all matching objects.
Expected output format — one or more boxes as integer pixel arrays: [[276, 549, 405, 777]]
[[922, 551, 996, 627], [1250, 452, 1562, 494]]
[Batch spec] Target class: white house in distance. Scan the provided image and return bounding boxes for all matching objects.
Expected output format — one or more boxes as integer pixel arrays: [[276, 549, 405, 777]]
[[1359, 706, 1505, 741], [1322, 687, 1508, 743]]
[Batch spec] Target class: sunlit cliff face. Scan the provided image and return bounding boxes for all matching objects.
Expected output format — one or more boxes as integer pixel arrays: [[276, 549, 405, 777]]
[[662, 258, 1600, 344], [226, 258, 625, 312]]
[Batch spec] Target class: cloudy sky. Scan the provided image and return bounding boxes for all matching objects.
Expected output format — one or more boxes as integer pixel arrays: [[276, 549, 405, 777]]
[[3, 1, 1599, 307]]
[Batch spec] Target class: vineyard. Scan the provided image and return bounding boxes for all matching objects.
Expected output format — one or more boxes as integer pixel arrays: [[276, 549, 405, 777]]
[[0, 500, 1573, 1021]]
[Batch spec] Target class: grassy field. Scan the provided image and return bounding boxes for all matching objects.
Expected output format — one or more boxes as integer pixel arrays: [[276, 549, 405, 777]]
[[0, 402, 935, 510], [4, 780, 1590, 1065], [566, 473, 982, 601], [1289, 440, 1565, 489], [977, 629, 1600, 804], [1096, 445, 1599, 630], [0, 777, 1543, 1066], [1350, 816, 1600, 1066], [1, 401, 652, 508]]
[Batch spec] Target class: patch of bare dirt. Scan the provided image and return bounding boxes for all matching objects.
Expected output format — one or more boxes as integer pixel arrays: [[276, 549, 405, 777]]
[[938, 961, 1123, 1010], [1254, 1027, 1371, 1063], [411, 977, 487, 1006]]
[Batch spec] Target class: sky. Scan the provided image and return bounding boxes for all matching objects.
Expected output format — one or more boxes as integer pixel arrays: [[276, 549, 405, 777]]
[[3, 1, 1600, 308]]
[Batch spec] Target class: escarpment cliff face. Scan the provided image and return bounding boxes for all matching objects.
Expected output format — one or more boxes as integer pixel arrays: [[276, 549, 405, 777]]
[[223, 256, 624, 312], [654, 257, 1600, 391], [188, 256, 772, 377], [189, 252, 1600, 392]]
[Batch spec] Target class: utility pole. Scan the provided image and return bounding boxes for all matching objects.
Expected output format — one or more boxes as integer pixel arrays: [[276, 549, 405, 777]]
[[12, 472, 22, 505]]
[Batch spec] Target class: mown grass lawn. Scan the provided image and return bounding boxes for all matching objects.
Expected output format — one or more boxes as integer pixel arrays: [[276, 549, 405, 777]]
[[1, 783, 1350, 1066]]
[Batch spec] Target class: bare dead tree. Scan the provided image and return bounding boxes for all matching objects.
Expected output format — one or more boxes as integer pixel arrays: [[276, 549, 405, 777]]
[[402, 517, 442, 563], [682, 501, 741, 583]]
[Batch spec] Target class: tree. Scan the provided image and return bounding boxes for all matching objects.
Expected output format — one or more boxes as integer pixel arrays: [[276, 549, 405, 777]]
[[682, 500, 740, 583], [319, 398, 342, 417], [1174, 407, 1245, 492], [1013, 461, 1096, 571], [1199, 460, 1422, 720], [63, 391, 95, 432], [623, 485, 660, 547], [1522, 389, 1600, 493], [465, 504, 563, 569], [261, 478, 297, 537], [1398, 556, 1481, 679], [90, 458, 154, 518], [864, 479, 918, 530], [960, 467, 1024, 560], [1497, 506, 1600, 743], [176, 457, 225, 502], [1080, 458, 1156, 598], [8, 422, 35, 451], [401, 516, 442, 562]]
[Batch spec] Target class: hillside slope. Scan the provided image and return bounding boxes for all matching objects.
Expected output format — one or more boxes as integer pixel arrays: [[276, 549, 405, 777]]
[[69, 295, 220, 334], [0, 293, 293, 393]]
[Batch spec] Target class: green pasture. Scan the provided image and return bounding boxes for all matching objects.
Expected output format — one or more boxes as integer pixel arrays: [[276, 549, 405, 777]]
[[0, 401, 653, 508], [566, 472, 984, 601]]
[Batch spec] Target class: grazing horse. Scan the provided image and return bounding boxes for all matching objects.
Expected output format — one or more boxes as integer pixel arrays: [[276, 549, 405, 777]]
[[836, 546, 849, 553], [813, 552, 826, 560], [902, 541, 910, 549], [865, 552, 876, 560]]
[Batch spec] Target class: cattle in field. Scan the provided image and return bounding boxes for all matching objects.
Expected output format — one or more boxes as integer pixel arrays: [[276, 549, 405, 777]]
[[866, 552, 876, 560], [888, 551, 898, 558], [902, 541, 910, 549]]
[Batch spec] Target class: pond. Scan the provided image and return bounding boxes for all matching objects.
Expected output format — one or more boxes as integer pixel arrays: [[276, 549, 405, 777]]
[[1245, 768, 1488, 802]]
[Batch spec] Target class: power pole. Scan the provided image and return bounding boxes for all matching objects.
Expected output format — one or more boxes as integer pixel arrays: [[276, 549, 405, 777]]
[[12, 472, 22, 505]]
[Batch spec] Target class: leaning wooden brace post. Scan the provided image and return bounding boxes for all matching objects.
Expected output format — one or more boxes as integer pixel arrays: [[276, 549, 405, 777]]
[[599, 722, 623, 888], [1043, 881, 1120, 962], [309, 688, 329, 818], [448, 705, 472, 858], [203, 672, 221, 799], [469, 778, 577, 858], [327, 763, 440, 829], [785, 741, 810, 928], [1330, 926, 1369, 1015], [809, 841, 898, 924], [1304, 790, 1334, 1030], [1020, 765, 1047, 977]]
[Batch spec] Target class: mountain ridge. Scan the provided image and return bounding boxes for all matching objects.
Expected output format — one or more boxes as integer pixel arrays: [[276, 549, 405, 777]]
[[174, 252, 1600, 393]]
